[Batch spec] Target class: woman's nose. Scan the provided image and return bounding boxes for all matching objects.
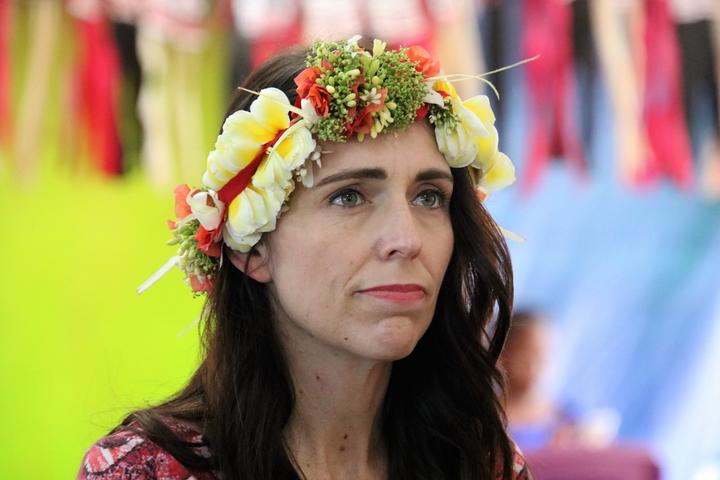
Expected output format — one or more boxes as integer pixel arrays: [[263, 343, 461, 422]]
[[374, 201, 423, 260]]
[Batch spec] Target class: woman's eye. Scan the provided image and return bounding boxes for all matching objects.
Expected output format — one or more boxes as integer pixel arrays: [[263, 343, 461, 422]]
[[330, 189, 364, 207], [413, 189, 446, 208]]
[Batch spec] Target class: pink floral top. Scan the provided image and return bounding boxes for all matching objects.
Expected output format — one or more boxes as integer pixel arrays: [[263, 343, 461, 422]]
[[77, 422, 216, 480], [78, 422, 532, 479]]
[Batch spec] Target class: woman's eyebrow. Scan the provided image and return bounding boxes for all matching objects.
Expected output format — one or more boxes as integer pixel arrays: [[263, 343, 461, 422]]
[[415, 169, 454, 183], [315, 168, 387, 187]]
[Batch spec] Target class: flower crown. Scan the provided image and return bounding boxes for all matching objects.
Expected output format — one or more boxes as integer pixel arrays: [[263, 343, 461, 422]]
[[139, 36, 518, 295]]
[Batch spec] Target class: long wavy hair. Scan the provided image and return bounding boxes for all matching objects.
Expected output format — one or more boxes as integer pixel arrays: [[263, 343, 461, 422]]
[[118, 48, 516, 479]]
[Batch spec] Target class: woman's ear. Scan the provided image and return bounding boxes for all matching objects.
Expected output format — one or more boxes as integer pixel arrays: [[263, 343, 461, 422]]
[[228, 245, 272, 283]]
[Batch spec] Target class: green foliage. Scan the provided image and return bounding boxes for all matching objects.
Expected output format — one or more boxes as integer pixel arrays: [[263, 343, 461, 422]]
[[429, 97, 460, 130], [375, 47, 426, 130], [170, 218, 218, 291], [305, 39, 427, 142], [0, 173, 204, 479]]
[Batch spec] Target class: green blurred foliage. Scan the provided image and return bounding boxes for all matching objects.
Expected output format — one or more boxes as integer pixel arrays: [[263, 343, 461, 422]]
[[0, 5, 228, 478], [0, 172, 209, 478]]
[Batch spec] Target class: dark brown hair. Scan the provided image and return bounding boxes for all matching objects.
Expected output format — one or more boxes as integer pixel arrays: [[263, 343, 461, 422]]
[[118, 48, 516, 479]]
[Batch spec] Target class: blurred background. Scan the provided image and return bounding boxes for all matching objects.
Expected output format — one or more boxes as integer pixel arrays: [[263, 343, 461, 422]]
[[1, 0, 719, 478]]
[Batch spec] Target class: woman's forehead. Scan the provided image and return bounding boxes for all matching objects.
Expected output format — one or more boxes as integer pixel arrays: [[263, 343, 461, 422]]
[[316, 122, 450, 179]]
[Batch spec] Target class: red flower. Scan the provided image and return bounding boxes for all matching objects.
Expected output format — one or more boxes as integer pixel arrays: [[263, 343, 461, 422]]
[[173, 184, 192, 219], [294, 67, 332, 117], [195, 225, 223, 258], [406, 45, 440, 78], [415, 103, 429, 119], [189, 274, 213, 293], [351, 107, 375, 135], [350, 88, 388, 135]]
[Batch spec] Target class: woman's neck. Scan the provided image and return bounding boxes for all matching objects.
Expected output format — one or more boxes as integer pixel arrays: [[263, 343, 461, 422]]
[[280, 333, 391, 479]]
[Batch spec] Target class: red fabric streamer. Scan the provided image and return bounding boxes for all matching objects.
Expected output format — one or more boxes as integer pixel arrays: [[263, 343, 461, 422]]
[[72, 17, 122, 176], [0, 0, 12, 145], [217, 153, 264, 205], [638, 0, 693, 188], [217, 128, 287, 205], [521, 0, 586, 192]]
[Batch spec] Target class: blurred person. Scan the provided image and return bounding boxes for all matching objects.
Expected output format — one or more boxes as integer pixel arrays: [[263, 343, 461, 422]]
[[76, 37, 532, 479], [501, 310, 581, 451], [500, 310, 620, 452]]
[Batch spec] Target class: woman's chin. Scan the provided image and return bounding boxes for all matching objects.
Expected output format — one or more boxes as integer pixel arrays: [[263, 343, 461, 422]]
[[363, 316, 428, 361]]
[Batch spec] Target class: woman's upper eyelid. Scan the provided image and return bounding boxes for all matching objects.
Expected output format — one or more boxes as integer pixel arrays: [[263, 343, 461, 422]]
[[329, 187, 447, 202], [328, 184, 365, 198], [417, 183, 452, 197], [321, 175, 452, 191], [322, 180, 364, 195]]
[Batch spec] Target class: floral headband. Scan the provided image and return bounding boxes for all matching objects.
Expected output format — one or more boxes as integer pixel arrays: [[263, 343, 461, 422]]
[[139, 36, 519, 295]]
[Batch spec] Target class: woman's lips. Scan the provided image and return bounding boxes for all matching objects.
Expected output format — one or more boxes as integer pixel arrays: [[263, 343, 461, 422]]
[[357, 284, 426, 303]]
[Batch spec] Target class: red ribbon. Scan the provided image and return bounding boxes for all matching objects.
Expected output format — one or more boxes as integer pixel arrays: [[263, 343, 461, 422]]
[[217, 128, 287, 205]]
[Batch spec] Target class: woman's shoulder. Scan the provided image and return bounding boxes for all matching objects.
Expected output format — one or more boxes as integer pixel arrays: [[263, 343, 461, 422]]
[[77, 420, 215, 480], [496, 443, 534, 480]]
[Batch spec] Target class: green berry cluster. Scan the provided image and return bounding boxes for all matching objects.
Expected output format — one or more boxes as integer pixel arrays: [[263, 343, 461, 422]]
[[305, 39, 428, 142], [428, 97, 460, 130], [168, 219, 217, 295], [372, 47, 426, 131]]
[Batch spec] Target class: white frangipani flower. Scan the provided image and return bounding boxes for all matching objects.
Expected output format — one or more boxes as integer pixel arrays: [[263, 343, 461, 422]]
[[186, 190, 225, 230]]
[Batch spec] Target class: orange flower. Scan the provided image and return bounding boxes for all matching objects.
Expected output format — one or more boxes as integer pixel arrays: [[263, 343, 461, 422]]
[[406, 46, 440, 78], [308, 85, 331, 117], [294, 67, 332, 117], [173, 184, 192, 219], [295, 66, 321, 97]]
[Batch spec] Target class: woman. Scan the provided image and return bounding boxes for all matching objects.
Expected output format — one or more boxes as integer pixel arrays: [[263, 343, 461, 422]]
[[78, 37, 531, 479]]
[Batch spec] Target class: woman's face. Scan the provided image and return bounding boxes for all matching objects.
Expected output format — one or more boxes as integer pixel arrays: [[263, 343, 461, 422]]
[[259, 122, 455, 362]]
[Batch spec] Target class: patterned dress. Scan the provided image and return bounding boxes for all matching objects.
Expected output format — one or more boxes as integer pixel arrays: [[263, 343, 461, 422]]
[[77, 422, 216, 480], [77, 421, 533, 479]]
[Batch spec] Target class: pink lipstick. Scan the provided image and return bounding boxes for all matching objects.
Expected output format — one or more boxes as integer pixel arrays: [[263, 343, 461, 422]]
[[357, 284, 426, 303]]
